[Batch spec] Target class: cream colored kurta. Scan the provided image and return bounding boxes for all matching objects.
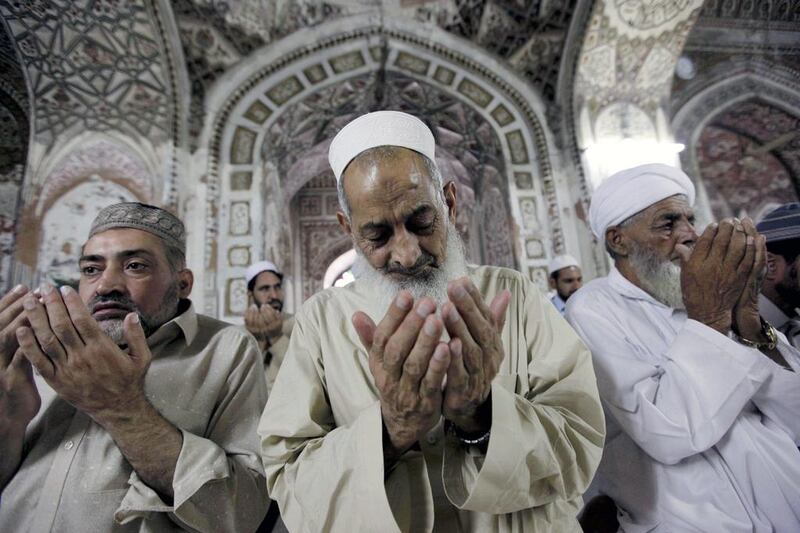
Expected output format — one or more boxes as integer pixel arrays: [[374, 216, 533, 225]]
[[0, 302, 269, 532], [265, 314, 295, 393], [259, 265, 605, 532]]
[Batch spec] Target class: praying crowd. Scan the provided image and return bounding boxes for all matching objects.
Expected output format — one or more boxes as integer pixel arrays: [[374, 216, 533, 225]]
[[0, 111, 798, 532]]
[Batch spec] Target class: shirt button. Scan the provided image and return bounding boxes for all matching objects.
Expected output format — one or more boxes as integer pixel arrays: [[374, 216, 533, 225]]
[[64, 440, 74, 450], [426, 434, 438, 445]]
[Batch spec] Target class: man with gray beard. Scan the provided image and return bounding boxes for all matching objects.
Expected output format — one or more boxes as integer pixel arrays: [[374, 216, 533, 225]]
[[0, 202, 268, 532], [259, 111, 605, 532], [567, 164, 800, 532]]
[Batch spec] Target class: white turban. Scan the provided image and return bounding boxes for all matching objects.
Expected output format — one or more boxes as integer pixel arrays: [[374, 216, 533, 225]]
[[548, 254, 580, 276], [328, 111, 436, 183], [246, 260, 282, 285], [589, 163, 696, 240]]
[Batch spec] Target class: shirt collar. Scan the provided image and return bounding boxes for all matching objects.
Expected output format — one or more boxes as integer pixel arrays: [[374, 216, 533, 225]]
[[759, 293, 791, 329], [146, 299, 197, 348]]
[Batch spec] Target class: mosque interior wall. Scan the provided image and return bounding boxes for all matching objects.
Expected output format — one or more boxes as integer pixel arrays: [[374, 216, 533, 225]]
[[1, 0, 798, 320]]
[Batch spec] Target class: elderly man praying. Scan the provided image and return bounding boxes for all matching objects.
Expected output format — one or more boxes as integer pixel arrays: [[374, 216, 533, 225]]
[[567, 164, 800, 531], [0, 203, 268, 532], [258, 111, 605, 532]]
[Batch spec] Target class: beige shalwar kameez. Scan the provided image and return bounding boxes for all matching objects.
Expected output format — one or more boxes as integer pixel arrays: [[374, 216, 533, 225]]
[[259, 265, 604, 532], [0, 302, 269, 532]]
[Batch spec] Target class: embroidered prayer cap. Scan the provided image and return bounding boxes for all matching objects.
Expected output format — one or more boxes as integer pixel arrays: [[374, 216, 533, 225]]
[[89, 202, 186, 254], [756, 203, 800, 244], [589, 163, 696, 240], [548, 254, 581, 276], [246, 260, 283, 285], [328, 111, 436, 183]]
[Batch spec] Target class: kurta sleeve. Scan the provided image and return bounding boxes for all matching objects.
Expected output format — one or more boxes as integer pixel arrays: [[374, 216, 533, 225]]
[[265, 316, 294, 392], [567, 300, 772, 466], [751, 340, 800, 444], [442, 281, 605, 513], [259, 310, 434, 533], [115, 330, 269, 532]]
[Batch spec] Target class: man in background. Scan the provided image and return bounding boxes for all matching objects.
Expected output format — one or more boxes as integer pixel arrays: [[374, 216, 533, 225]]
[[758, 203, 800, 348], [548, 254, 583, 315], [245, 260, 294, 392]]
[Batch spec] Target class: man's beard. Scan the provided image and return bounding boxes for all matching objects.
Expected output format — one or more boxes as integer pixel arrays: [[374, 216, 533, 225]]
[[352, 219, 469, 309], [258, 298, 283, 312], [628, 242, 685, 310], [89, 281, 180, 345]]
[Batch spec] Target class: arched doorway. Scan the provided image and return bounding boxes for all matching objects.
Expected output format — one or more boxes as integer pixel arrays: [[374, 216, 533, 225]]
[[201, 17, 564, 321]]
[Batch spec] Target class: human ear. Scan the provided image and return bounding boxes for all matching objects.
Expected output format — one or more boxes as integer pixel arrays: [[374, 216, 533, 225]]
[[605, 226, 629, 258], [177, 269, 194, 298]]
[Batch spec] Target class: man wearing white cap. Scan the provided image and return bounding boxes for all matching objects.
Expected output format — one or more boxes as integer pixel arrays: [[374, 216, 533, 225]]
[[548, 254, 583, 316], [259, 111, 604, 532], [566, 164, 800, 531], [244, 260, 294, 392]]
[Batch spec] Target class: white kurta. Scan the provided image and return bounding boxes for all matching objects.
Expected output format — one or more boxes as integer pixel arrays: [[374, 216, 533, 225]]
[[259, 265, 605, 532], [566, 268, 800, 532]]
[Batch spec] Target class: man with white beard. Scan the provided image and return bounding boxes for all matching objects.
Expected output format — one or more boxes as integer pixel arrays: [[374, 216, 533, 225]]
[[258, 111, 605, 532], [567, 164, 800, 532]]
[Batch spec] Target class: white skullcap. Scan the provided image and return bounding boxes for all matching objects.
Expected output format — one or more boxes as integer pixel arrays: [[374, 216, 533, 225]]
[[589, 163, 696, 240], [548, 254, 580, 276], [246, 260, 282, 285], [328, 111, 436, 182]]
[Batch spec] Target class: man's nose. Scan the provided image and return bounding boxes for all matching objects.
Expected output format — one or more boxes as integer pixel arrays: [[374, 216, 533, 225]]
[[391, 229, 421, 269], [677, 219, 698, 247], [96, 266, 126, 295]]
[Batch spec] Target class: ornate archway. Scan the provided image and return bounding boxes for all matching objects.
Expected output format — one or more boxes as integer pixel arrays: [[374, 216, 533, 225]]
[[200, 17, 565, 320], [14, 137, 153, 286], [671, 64, 800, 221]]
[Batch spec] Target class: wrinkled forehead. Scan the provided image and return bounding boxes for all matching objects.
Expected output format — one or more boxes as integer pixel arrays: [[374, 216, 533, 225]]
[[344, 148, 440, 220], [630, 194, 694, 227]]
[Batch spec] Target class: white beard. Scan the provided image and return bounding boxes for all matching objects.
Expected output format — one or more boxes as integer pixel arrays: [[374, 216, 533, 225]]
[[352, 219, 469, 312], [628, 243, 685, 310]]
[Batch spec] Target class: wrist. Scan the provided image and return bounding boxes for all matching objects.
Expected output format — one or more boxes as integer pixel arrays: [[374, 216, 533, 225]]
[[733, 311, 762, 340], [446, 419, 491, 447], [735, 318, 778, 351], [448, 395, 492, 435], [90, 392, 153, 430]]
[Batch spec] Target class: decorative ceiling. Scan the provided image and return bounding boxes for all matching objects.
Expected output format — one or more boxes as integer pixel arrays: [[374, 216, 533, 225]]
[[0, 1, 177, 148], [671, 0, 800, 107], [172, 0, 578, 149]]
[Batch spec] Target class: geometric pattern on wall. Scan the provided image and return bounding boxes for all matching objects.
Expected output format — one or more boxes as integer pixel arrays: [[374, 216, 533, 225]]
[[576, 0, 704, 114], [0, 1, 174, 148], [695, 99, 800, 219], [173, 1, 579, 148]]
